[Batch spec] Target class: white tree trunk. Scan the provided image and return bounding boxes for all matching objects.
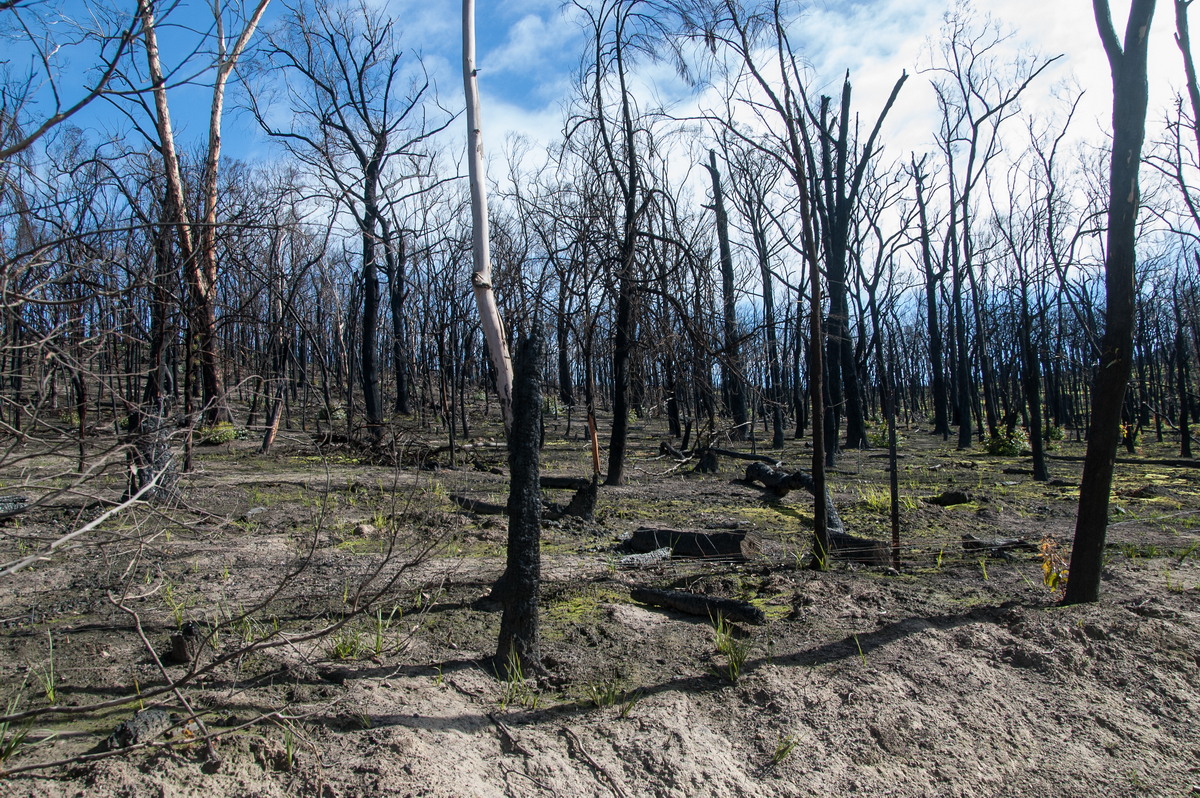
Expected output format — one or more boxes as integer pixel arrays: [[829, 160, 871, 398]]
[[463, 0, 514, 435]]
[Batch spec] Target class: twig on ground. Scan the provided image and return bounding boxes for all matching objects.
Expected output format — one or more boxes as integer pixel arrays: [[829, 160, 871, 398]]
[[561, 727, 629, 798]]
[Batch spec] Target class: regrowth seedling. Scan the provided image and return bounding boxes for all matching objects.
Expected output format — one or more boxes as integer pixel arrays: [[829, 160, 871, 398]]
[[770, 734, 799, 766], [585, 679, 642, 717], [163, 582, 194, 629], [372, 606, 400, 656], [35, 632, 57, 704], [0, 692, 32, 769], [499, 649, 539, 710], [851, 633, 867, 666], [1039, 537, 1069, 595], [327, 626, 363, 661], [712, 613, 751, 683]]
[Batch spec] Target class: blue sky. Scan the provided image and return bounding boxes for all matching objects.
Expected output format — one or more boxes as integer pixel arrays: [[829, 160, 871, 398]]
[[4, 0, 1184, 169]]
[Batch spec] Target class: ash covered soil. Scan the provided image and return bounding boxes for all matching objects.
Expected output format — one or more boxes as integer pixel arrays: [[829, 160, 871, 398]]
[[1, 418, 1198, 797]]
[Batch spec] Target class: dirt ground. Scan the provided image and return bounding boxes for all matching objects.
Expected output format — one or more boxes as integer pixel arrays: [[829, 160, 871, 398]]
[[1, 412, 1198, 797]]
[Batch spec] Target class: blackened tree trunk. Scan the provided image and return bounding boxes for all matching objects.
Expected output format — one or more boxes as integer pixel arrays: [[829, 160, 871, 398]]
[[754, 218, 785, 449], [816, 72, 907, 456], [1065, 0, 1156, 605], [912, 156, 951, 439], [1020, 283, 1049, 481], [382, 216, 410, 416], [705, 149, 748, 440], [360, 174, 383, 444], [495, 332, 544, 674], [1175, 287, 1192, 457], [556, 282, 574, 410]]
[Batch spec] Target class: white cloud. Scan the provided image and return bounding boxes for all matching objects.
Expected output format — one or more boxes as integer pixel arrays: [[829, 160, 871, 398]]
[[484, 14, 559, 75]]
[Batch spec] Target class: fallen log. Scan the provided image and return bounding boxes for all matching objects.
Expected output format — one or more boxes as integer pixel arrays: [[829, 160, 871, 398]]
[[828, 532, 891, 566], [961, 533, 1037, 555], [743, 462, 891, 566], [449, 494, 505, 515], [450, 474, 597, 521], [540, 475, 591, 491], [708, 447, 783, 466], [630, 586, 766, 625], [923, 490, 974, 507], [628, 527, 762, 559], [743, 462, 842, 531]]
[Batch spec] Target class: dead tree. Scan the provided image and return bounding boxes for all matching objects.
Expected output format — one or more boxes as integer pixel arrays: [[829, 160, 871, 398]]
[[1066, 0, 1157, 605], [495, 332, 545, 674]]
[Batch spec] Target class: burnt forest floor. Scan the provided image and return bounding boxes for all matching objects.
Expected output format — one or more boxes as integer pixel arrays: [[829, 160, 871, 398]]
[[0, 408, 1198, 797]]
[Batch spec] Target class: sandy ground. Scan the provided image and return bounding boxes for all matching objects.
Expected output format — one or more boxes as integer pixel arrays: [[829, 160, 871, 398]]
[[1, 425, 1198, 797]]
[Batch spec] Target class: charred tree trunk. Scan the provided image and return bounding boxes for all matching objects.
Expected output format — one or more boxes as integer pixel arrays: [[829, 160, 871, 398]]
[[705, 149, 748, 440], [1066, 0, 1156, 605], [495, 332, 544, 674], [913, 157, 950, 439]]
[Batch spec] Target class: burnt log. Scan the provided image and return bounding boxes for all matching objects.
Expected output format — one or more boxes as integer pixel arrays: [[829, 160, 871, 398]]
[[923, 490, 974, 506], [630, 586, 766, 625], [451, 474, 597, 522], [743, 462, 890, 566], [961, 533, 1037, 555], [744, 462, 843, 532], [628, 527, 761, 559], [659, 440, 687, 460], [709, 447, 783, 466], [828, 532, 891, 566]]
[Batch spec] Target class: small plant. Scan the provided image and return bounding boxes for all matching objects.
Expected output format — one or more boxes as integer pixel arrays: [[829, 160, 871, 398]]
[[433, 665, 444, 687], [1164, 567, 1185, 594], [1043, 423, 1065, 442], [985, 429, 1027, 456], [1177, 541, 1200, 563], [770, 734, 799, 766], [498, 649, 539, 710], [851, 633, 867, 666], [0, 691, 32, 768], [712, 613, 751, 684], [585, 679, 625, 708], [372, 606, 400, 656], [163, 582, 193, 629], [327, 627, 363, 661], [935, 548, 945, 570], [35, 632, 57, 704], [617, 689, 642, 718], [866, 421, 904, 449], [585, 678, 641, 716], [978, 558, 989, 581], [1039, 537, 1069, 594], [198, 422, 240, 445], [283, 726, 297, 771]]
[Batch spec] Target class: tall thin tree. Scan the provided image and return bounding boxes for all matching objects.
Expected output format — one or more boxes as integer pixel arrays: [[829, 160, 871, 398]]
[[1065, 0, 1157, 605]]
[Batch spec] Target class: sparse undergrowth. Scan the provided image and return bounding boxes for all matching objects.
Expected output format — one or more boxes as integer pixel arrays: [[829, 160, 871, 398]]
[[0, 416, 1198, 797]]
